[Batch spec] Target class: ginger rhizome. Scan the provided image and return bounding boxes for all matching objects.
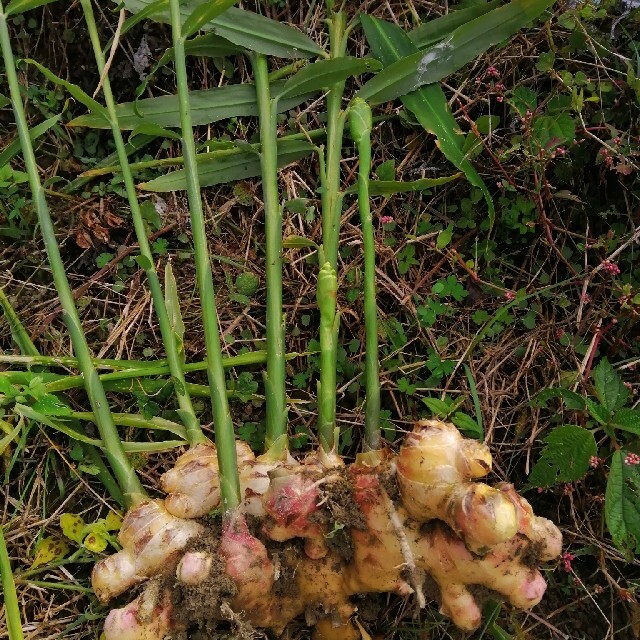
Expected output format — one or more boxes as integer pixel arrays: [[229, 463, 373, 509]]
[[96, 420, 561, 638]]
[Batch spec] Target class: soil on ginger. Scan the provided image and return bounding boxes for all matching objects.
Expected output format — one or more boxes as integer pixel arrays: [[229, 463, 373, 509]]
[[2, 0, 640, 639]]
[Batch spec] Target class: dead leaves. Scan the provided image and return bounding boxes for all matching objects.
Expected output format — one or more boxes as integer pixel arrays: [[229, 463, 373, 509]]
[[75, 207, 125, 250]]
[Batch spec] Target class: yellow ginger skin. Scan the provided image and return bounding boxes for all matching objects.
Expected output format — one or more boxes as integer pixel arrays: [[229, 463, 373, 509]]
[[95, 422, 562, 637], [397, 419, 521, 552]]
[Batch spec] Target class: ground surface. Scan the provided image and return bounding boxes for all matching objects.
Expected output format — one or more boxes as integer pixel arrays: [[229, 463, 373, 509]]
[[1, 1, 640, 639]]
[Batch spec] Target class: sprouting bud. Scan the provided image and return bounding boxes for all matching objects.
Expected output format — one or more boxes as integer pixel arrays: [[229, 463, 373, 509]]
[[317, 262, 337, 320], [349, 97, 372, 146]]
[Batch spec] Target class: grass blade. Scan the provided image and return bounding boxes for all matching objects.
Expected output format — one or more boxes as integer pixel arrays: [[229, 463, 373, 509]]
[[0, 524, 25, 640], [140, 138, 316, 191], [181, 0, 237, 39], [359, 0, 554, 104], [69, 80, 313, 130], [0, 287, 38, 356], [124, 0, 323, 58], [5, 0, 55, 14], [345, 174, 460, 196], [0, 114, 61, 168], [361, 15, 495, 226]]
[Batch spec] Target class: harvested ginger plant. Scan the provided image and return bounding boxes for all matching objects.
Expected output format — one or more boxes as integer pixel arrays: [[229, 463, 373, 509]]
[[95, 421, 561, 639]]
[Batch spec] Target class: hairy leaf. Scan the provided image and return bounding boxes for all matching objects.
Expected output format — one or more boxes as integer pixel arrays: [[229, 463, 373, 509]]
[[612, 408, 640, 436], [361, 15, 494, 225], [359, 0, 554, 105], [69, 80, 312, 130], [528, 425, 597, 487], [139, 139, 315, 191], [593, 358, 628, 413], [606, 450, 640, 554], [408, 0, 502, 49], [122, 0, 323, 58]]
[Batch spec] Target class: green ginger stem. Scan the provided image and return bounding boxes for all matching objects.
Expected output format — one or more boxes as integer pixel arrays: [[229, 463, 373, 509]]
[[80, 0, 205, 446], [0, 2, 145, 506], [0, 524, 24, 640], [168, 0, 241, 511], [252, 53, 287, 457], [349, 98, 380, 450]]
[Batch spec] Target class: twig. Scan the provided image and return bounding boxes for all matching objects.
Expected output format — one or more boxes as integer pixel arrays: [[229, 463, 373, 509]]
[[92, 8, 125, 98]]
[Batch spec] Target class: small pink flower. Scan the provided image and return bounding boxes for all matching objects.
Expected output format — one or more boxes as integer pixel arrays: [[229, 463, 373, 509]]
[[496, 96, 504, 103], [561, 551, 575, 573], [495, 82, 505, 92], [487, 65, 500, 78], [556, 147, 566, 156], [602, 260, 621, 276], [475, 77, 482, 85], [589, 456, 602, 469], [563, 484, 574, 495], [504, 290, 515, 301], [380, 215, 394, 225], [600, 148, 609, 156], [496, 181, 503, 188], [624, 453, 640, 466], [613, 137, 621, 144], [581, 292, 591, 303]]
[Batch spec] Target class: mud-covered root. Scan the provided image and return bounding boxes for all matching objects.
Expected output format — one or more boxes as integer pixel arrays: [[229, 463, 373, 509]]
[[92, 500, 203, 602], [103, 587, 179, 640], [347, 466, 560, 632], [396, 420, 519, 552]]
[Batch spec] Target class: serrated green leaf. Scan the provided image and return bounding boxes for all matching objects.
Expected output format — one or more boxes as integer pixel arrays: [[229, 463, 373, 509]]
[[531, 387, 586, 410], [532, 112, 575, 151], [5, 0, 57, 15], [140, 139, 315, 191], [361, 15, 494, 226], [606, 450, 640, 555], [279, 57, 381, 101], [593, 358, 628, 413], [612, 409, 640, 436], [587, 398, 610, 426], [451, 412, 482, 439], [408, 0, 502, 49], [25, 59, 108, 121], [359, 0, 554, 105], [123, 0, 323, 58], [69, 80, 312, 130], [528, 425, 597, 487]]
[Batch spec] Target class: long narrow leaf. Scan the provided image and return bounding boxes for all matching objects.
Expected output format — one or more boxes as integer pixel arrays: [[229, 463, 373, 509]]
[[362, 15, 495, 225], [69, 80, 313, 130], [346, 174, 460, 196], [181, 0, 237, 38], [140, 139, 315, 191], [25, 59, 108, 120], [359, 0, 555, 104], [0, 114, 61, 168], [123, 0, 323, 58], [408, 0, 502, 49], [5, 0, 56, 14], [278, 57, 381, 100]]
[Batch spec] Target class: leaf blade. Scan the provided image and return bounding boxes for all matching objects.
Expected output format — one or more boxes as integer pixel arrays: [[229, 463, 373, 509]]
[[606, 450, 640, 555]]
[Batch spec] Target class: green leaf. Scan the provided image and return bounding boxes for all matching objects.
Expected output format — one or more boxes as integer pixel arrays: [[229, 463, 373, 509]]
[[31, 394, 72, 417], [282, 235, 318, 249], [60, 513, 86, 544], [528, 425, 597, 487], [593, 358, 628, 413], [117, 0, 169, 42], [0, 114, 61, 169], [0, 92, 10, 108], [531, 387, 586, 411], [532, 112, 576, 151], [164, 263, 185, 361], [436, 224, 454, 249], [422, 397, 452, 417], [134, 254, 153, 270], [140, 139, 315, 191], [606, 450, 640, 555], [25, 59, 109, 121], [346, 174, 460, 196], [5, 0, 57, 15], [359, 0, 555, 105], [612, 409, 640, 436], [69, 80, 312, 130], [408, 0, 502, 49], [586, 398, 610, 426], [361, 15, 495, 226], [181, 0, 238, 39], [123, 0, 323, 58], [451, 412, 482, 439], [279, 57, 381, 101]]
